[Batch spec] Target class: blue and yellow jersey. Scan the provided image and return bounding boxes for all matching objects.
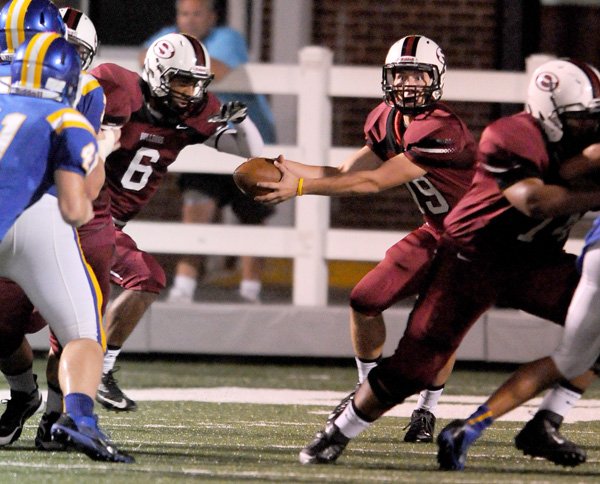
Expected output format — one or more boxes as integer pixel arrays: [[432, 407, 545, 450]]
[[74, 70, 105, 133], [0, 94, 98, 239]]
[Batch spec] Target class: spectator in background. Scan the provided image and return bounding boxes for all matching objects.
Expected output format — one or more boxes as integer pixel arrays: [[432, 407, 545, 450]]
[[141, 0, 276, 303]]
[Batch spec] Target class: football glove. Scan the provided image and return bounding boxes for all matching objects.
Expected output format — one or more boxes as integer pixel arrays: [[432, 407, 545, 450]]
[[208, 101, 248, 124]]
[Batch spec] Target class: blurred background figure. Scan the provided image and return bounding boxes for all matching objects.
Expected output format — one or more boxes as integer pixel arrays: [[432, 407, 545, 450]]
[[140, 0, 277, 304]]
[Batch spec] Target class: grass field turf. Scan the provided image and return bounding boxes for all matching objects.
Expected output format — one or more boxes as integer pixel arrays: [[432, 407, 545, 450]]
[[1, 356, 599, 483]]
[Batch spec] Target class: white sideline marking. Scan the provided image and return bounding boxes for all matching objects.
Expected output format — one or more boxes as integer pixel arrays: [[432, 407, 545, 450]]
[[3, 387, 598, 423]]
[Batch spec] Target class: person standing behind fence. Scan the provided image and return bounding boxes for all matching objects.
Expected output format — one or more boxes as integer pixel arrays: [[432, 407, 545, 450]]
[[141, 0, 276, 304]]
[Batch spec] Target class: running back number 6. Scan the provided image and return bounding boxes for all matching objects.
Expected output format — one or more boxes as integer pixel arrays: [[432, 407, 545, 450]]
[[120, 147, 160, 191]]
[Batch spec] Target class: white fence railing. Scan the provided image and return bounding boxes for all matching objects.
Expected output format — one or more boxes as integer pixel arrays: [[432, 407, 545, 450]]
[[96, 47, 576, 306]]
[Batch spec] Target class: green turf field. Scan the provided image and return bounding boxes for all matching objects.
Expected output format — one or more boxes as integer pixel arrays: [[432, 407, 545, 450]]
[[1, 356, 599, 483]]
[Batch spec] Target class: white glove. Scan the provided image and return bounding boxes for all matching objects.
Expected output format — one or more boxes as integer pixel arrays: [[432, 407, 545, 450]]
[[208, 101, 248, 124], [97, 127, 121, 161]]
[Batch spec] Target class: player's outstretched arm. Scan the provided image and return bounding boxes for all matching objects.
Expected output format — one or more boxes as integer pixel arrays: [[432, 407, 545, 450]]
[[256, 149, 425, 204]]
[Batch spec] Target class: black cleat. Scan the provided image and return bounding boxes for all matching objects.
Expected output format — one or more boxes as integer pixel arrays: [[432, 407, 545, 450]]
[[515, 411, 586, 467], [35, 411, 66, 451], [403, 408, 436, 443], [0, 387, 43, 446], [326, 384, 359, 428], [299, 424, 350, 465], [51, 413, 134, 463], [96, 368, 137, 412]]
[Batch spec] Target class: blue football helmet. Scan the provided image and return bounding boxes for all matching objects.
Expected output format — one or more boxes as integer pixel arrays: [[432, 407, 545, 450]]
[[0, 0, 66, 62], [10, 32, 81, 106]]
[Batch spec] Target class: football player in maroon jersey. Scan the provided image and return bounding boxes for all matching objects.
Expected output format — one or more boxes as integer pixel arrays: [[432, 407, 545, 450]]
[[87, 32, 263, 412], [258, 35, 476, 444], [436, 59, 600, 471], [298, 57, 600, 467]]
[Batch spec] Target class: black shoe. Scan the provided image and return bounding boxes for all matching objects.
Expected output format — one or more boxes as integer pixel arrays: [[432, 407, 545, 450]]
[[96, 368, 137, 412], [403, 408, 436, 443], [51, 413, 134, 463], [35, 411, 66, 451], [326, 384, 359, 428], [514, 411, 586, 467], [298, 424, 350, 465], [0, 386, 43, 446]]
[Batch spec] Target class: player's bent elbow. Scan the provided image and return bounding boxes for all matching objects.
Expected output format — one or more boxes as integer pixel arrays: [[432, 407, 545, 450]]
[[59, 198, 93, 227]]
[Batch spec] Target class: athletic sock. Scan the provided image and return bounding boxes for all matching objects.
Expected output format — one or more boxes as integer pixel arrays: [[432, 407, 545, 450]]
[[537, 381, 583, 424], [355, 355, 381, 384], [415, 384, 445, 413], [45, 382, 63, 414], [103, 346, 122, 374], [334, 400, 373, 439], [4, 368, 37, 395], [64, 393, 94, 418], [465, 404, 494, 436]]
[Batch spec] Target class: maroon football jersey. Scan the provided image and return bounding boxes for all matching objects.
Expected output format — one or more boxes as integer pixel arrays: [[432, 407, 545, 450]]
[[88, 63, 223, 225], [444, 112, 582, 257], [365, 102, 476, 232]]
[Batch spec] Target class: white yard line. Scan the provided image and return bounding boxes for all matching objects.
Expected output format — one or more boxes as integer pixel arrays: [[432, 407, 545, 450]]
[[3, 387, 599, 422]]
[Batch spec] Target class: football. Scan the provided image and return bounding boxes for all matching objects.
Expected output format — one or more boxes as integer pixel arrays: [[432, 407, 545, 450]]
[[233, 157, 282, 197]]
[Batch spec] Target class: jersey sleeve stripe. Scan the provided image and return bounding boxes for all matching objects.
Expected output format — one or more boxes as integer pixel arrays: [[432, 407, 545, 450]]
[[81, 76, 101, 95], [46, 107, 95, 134]]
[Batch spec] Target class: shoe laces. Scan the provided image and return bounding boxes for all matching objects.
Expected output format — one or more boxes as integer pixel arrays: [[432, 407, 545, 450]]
[[403, 409, 433, 431]]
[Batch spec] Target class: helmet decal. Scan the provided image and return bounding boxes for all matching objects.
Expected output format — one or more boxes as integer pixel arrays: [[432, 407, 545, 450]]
[[535, 72, 559, 92], [62, 6, 83, 27], [5, 0, 34, 51], [154, 39, 176, 59], [20, 30, 59, 89], [400, 35, 419, 57]]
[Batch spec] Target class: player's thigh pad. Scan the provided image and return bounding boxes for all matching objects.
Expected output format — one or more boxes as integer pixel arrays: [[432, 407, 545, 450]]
[[350, 228, 437, 315], [0, 195, 103, 348], [111, 229, 166, 293]]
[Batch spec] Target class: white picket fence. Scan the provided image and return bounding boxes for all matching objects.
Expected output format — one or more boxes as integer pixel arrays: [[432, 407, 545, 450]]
[[95, 47, 576, 307]]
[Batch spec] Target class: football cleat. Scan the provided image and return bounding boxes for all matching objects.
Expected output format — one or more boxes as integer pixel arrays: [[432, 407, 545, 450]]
[[96, 368, 137, 412], [403, 408, 436, 443], [51, 413, 134, 463], [35, 411, 66, 451], [299, 424, 350, 465], [0, 387, 43, 446], [436, 419, 480, 471], [326, 384, 359, 429], [514, 411, 586, 467]]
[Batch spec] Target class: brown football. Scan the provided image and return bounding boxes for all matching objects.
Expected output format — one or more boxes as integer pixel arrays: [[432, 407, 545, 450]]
[[233, 157, 282, 197]]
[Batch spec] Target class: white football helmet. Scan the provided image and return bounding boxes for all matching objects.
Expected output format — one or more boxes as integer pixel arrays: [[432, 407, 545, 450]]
[[59, 7, 97, 70], [382, 35, 446, 113], [527, 58, 600, 142], [142, 32, 214, 116]]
